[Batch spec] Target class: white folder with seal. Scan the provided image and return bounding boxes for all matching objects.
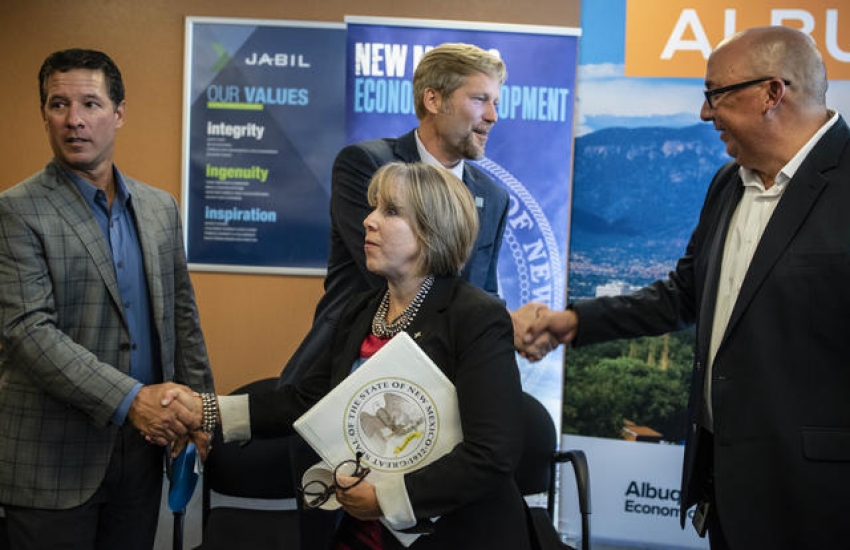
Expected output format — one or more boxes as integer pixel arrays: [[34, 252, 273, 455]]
[[294, 332, 462, 544], [294, 331, 462, 477]]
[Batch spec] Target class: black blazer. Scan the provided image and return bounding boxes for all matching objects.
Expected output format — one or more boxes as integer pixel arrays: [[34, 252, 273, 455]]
[[251, 276, 530, 549], [573, 116, 850, 548]]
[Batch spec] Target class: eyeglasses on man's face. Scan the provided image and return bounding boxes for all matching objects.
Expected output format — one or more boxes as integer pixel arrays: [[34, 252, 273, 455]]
[[299, 452, 372, 510], [703, 77, 791, 109]]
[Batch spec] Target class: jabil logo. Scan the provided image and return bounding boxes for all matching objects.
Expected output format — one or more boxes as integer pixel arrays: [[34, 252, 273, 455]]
[[244, 52, 311, 68]]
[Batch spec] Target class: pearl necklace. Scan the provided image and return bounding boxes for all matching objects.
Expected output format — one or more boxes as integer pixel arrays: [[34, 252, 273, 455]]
[[371, 276, 435, 339]]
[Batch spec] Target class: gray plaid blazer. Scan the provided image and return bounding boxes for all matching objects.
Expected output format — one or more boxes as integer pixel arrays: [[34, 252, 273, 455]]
[[0, 159, 214, 509]]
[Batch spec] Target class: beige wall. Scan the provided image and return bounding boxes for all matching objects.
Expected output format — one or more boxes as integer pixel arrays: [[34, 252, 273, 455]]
[[0, 0, 580, 394]]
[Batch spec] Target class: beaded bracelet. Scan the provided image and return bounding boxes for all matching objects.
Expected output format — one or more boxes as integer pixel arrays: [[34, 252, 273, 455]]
[[199, 392, 218, 433]]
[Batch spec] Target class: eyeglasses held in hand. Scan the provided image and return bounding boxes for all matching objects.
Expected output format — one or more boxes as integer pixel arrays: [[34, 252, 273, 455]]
[[299, 451, 372, 509], [703, 77, 791, 109]]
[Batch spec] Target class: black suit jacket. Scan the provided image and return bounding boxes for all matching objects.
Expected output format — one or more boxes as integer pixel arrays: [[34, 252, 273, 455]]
[[572, 116, 850, 548], [252, 277, 530, 549], [280, 130, 509, 384]]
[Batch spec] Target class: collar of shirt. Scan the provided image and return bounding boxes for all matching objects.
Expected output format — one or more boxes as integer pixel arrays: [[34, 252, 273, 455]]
[[64, 164, 133, 211], [739, 110, 839, 190], [414, 129, 465, 181]]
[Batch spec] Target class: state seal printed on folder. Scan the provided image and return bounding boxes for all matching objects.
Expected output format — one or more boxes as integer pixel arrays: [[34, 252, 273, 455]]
[[293, 331, 462, 478]]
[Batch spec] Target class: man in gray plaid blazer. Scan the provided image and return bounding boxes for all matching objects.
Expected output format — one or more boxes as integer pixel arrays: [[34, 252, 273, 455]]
[[0, 49, 214, 549]]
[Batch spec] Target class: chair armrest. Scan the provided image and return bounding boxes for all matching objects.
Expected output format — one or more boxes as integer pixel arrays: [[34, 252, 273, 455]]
[[554, 450, 590, 515], [553, 449, 591, 550]]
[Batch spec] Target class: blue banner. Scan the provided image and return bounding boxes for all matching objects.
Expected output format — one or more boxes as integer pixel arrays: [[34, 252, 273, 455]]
[[182, 18, 346, 274], [344, 17, 581, 423]]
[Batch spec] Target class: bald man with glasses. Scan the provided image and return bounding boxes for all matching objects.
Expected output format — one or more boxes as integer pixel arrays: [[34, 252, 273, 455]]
[[703, 76, 791, 109], [522, 25, 850, 550]]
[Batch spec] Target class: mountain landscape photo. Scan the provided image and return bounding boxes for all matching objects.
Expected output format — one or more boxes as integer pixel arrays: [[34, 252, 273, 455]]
[[568, 123, 730, 300]]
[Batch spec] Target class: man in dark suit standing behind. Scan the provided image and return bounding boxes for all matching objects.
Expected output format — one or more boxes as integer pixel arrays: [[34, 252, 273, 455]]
[[521, 26, 850, 549], [0, 49, 214, 549], [280, 43, 511, 549], [283, 43, 510, 384]]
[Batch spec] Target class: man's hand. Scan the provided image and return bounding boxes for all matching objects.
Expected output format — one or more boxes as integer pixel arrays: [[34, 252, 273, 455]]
[[524, 308, 579, 348], [511, 302, 559, 362], [511, 302, 546, 347], [128, 382, 200, 446], [161, 387, 210, 460], [161, 387, 204, 430]]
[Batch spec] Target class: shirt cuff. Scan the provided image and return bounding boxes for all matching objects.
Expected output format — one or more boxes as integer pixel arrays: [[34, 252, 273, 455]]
[[218, 394, 251, 443], [111, 382, 143, 425], [375, 474, 416, 530]]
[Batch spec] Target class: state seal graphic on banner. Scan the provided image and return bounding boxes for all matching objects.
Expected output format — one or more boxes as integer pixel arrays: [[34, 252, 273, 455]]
[[345, 378, 441, 472], [475, 158, 567, 406], [476, 158, 564, 312]]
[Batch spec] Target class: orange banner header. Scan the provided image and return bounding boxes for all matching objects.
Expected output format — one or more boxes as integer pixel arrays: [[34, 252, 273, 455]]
[[625, 1, 850, 79]]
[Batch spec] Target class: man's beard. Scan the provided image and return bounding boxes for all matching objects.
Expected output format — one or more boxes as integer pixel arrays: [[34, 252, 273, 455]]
[[457, 132, 485, 160]]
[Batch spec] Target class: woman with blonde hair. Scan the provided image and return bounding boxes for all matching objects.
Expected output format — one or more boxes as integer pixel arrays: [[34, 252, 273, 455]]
[[175, 161, 529, 549]]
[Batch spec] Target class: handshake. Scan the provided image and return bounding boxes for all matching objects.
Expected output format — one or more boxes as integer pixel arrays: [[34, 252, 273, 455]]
[[127, 382, 218, 460], [510, 302, 579, 362]]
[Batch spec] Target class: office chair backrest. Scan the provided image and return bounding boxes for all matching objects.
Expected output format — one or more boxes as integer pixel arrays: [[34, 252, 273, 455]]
[[515, 391, 591, 550], [202, 378, 296, 517], [516, 391, 559, 496], [200, 378, 300, 550]]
